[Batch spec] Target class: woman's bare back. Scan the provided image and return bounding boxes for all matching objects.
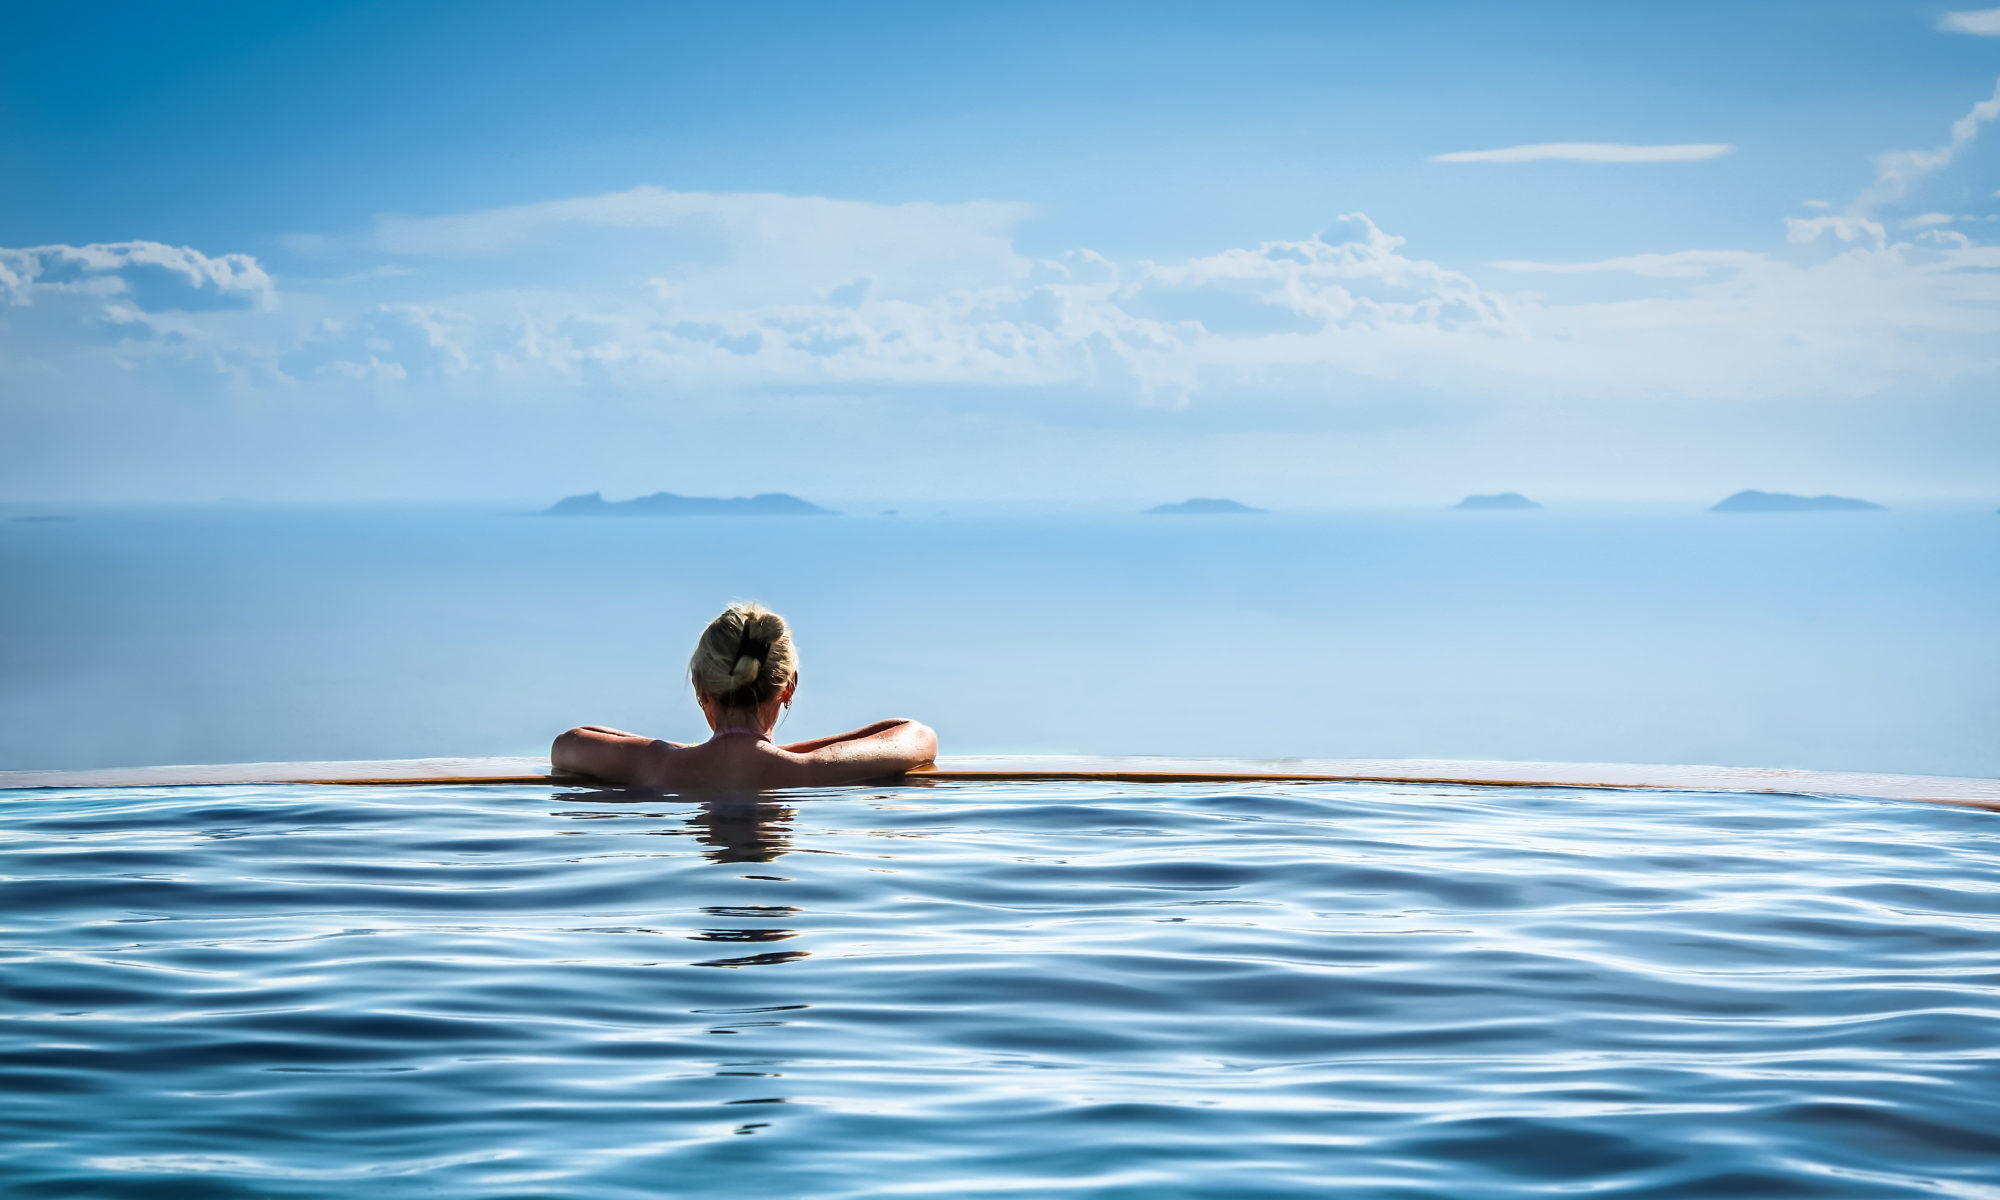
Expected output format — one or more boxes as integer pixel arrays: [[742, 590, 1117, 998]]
[[550, 719, 937, 791]]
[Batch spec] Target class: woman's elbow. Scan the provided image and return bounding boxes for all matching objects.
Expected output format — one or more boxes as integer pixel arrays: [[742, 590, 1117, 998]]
[[550, 728, 590, 771]]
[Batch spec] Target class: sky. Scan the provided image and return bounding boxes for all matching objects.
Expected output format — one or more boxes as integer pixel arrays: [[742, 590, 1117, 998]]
[[3, 0, 1999, 505]]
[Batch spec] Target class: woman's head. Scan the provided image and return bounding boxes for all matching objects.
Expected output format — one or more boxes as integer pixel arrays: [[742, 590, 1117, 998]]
[[689, 602, 798, 712]]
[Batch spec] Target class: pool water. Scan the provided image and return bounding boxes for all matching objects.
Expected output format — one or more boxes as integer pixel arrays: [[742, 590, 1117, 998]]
[[3, 779, 1997, 1198]]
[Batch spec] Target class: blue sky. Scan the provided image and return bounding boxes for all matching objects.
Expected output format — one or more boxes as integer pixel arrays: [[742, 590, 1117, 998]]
[[3, 0, 1999, 503]]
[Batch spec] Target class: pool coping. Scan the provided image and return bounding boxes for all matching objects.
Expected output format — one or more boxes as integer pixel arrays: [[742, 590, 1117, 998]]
[[2, 756, 1996, 810]]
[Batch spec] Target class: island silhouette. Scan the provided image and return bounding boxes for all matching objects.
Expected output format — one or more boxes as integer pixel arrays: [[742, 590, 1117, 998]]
[[545, 491, 836, 516], [1145, 498, 1266, 515], [1710, 490, 1884, 513], [1454, 492, 1541, 510]]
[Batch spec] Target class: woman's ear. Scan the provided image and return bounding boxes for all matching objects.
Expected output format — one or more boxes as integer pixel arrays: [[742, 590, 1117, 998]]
[[782, 678, 798, 705]]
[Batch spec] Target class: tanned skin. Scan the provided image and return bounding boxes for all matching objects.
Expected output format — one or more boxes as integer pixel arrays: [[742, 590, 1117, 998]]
[[551, 677, 937, 790]]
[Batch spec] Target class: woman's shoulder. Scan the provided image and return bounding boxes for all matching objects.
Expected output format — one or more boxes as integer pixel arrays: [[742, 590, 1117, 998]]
[[551, 726, 689, 787], [554, 721, 934, 790]]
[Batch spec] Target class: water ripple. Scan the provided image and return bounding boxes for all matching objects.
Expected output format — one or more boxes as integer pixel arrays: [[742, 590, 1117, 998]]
[[2, 780, 1998, 1198]]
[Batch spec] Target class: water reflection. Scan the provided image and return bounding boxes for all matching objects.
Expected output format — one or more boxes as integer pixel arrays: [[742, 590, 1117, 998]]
[[553, 788, 809, 967], [552, 788, 797, 865], [691, 903, 808, 967], [688, 798, 795, 864]]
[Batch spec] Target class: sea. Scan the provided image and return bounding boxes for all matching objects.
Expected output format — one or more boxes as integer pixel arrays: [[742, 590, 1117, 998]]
[[1, 501, 1994, 778]]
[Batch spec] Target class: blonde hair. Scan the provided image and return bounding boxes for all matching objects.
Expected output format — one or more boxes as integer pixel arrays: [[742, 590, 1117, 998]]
[[689, 602, 797, 710]]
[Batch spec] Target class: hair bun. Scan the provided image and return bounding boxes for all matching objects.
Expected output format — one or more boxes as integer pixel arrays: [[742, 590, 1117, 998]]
[[690, 602, 796, 708]]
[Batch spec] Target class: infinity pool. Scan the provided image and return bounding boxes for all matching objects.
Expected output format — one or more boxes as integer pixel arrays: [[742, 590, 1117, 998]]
[[3, 779, 1997, 1198]]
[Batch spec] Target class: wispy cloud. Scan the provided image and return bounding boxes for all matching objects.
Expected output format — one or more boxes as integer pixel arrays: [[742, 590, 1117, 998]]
[[1431, 143, 1732, 164], [1489, 251, 1763, 278], [1785, 215, 1887, 249], [1854, 77, 2000, 211], [1939, 7, 2000, 34], [357, 186, 1035, 310]]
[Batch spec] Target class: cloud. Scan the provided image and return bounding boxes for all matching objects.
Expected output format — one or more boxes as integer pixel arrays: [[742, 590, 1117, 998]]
[[281, 306, 475, 382], [1431, 143, 1733, 164], [1490, 251, 1764, 278], [1939, 7, 2000, 34], [364, 185, 1034, 307], [1128, 214, 1508, 333], [1854, 76, 2000, 212], [0, 241, 273, 312], [1902, 213, 1956, 228], [8, 156, 2000, 473], [1786, 215, 1888, 249]]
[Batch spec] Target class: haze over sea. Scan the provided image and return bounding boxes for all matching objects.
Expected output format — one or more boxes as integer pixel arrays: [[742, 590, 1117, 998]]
[[3, 501, 1993, 778]]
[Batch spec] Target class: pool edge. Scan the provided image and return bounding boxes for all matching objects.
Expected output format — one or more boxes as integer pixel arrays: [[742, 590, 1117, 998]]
[[2, 755, 1995, 810]]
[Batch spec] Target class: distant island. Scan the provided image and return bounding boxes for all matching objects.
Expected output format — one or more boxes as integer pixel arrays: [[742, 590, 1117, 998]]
[[1710, 490, 1884, 513], [544, 491, 837, 517], [1454, 492, 1541, 511], [1145, 498, 1266, 515]]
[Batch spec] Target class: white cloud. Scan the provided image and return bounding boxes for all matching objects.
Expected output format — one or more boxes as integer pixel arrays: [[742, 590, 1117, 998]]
[[1431, 143, 1732, 164], [1785, 215, 1887, 249], [1920, 227, 1975, 248], [1854, 76, 2000, 212], [1902, 212, 1957, 228], [287, 193, 2000, 406], [1490, 251, 1764, 278], [283, 306, 475, 382], [7, 170, 2000, 457], [1129, 215, 1508, 331], [1939, 7, 2000, 34], [0, 241, 273, 312], [366, 185, 1033, 307]]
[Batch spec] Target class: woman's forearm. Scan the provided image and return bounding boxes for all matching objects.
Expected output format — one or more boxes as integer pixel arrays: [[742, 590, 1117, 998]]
[[807, 720, 938, 779], [780, 719, 909, 754]]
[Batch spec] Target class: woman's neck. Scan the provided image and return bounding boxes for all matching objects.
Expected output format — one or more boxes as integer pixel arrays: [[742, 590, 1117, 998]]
[[707, 706, 775, 737], [710, 726, 770, 741]]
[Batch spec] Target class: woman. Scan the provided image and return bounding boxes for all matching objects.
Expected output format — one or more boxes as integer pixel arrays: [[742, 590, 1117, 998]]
[[551, 602, 937, 789]]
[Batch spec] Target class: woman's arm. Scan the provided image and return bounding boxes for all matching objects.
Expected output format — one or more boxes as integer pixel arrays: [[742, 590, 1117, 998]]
[[780, 720, 910, 754], [550, 726, 674, 783], [792, 719, 938, 785]]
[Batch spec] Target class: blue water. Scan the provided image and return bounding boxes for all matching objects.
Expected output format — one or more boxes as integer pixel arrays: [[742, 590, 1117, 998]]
[[2, 504, 1997, 777], [3, 778, 1997, 1198]]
